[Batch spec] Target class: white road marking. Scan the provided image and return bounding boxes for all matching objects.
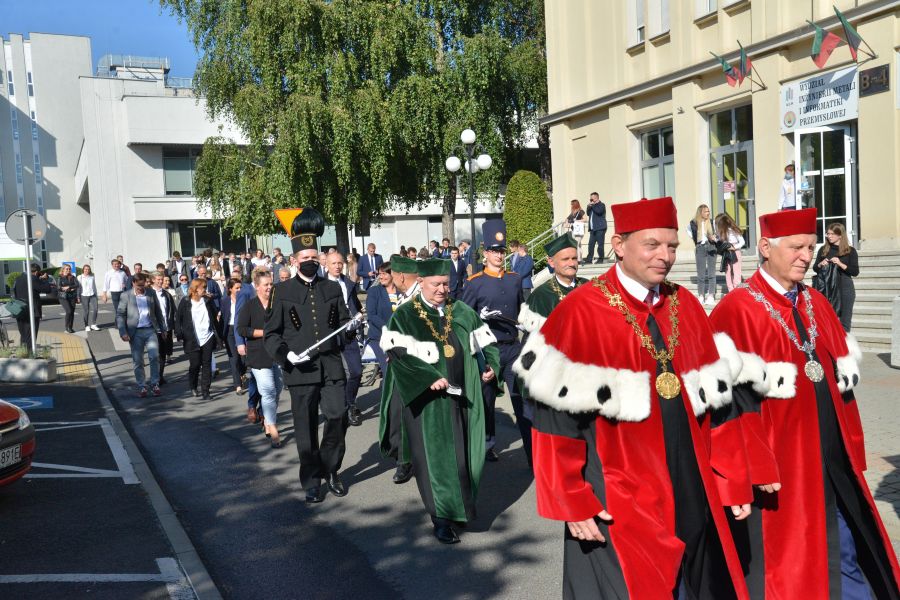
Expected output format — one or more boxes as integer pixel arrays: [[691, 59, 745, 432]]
[[26, 419, 138, 484], [109, 329, 131, 352], [99, 418, 139, 484], [0, 557, 195, 600]]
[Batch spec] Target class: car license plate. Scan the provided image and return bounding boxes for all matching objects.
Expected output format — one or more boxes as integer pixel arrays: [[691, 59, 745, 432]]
[[0, 444, 21, 468]]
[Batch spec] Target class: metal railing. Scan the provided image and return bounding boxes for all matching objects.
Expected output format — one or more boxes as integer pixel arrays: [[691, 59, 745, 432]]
[[503, 219, 569, 270], [164, 76, 194, 89], [96, 54, 170, 76]]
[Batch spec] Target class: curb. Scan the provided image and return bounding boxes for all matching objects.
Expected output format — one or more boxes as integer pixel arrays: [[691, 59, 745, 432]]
[[75, 335, 223, 600]]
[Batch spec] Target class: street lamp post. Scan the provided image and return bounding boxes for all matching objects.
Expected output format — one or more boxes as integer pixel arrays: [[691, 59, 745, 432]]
[[445, 129, 493, 245]]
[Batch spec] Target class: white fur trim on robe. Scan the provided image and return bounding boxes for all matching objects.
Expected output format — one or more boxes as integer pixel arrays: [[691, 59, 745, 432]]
[[835, 333, 862, 393], [680, 358, 734, 416], [380, 327, 440, 364], [469, 324, 498, 355], [512, 330, 651, 422], [713, 332, 770, 396], [517, 303, 546, 334]]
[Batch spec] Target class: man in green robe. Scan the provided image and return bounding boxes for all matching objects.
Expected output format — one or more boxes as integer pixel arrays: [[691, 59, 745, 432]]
[[378, 258, 500, 544], [517, 233, 588, 335]]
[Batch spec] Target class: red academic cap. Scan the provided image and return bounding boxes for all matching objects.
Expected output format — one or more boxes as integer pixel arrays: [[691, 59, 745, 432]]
[[611, 196, 678, 234], [759, 208, 817, 238]]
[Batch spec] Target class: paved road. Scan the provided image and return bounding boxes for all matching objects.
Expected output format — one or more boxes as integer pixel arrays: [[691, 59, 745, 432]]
[[0, 324, 198, 598], [79, 302, 561, 600], [18, 300, 900, 598]]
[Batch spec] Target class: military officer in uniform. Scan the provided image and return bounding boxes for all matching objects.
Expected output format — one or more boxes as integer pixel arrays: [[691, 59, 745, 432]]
[[264, 208, 361, 503], [460, 219, 530, 464]]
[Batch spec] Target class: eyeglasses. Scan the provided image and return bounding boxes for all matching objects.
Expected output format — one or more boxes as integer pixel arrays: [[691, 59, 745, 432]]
[[179, 278, 188, 282]]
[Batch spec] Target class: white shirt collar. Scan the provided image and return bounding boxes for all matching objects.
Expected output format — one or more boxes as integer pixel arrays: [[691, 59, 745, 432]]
[[759, 264, 796, 295], [555, 275, 576, 289], [418, 292, 445, 316], [615, 263, 660, 305], [298, 272, 315, 283]]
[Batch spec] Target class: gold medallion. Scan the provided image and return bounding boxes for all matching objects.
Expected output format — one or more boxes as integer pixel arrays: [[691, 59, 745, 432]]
[[444, 344, 456, 358], [804, 359, 825, 382], [655, 371, 681, 399]]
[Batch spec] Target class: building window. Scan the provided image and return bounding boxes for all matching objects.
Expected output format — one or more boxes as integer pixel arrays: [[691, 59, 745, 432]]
[[26, 72, 33, 97], [708, 105, 754, 241], [6, 70, 13, 96], [648, 0, 670, 38], [635, 0, 645, 43], [640, 127, 675, 199], [696, 0, 717, 17], [163, 146, 199, 195]]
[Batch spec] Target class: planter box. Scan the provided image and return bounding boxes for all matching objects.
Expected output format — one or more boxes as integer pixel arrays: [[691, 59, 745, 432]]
[[0, 357, 57, 382]]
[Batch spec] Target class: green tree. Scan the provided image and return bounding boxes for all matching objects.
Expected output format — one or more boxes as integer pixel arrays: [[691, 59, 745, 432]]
[[160, 0, 548, 248], [504, 169, 551, 258]]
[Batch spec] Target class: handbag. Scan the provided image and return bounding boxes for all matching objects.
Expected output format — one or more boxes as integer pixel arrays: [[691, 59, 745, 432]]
[[4, 298, 27, 318], [571, 221, 585, 237], [714, 239, 732, 255]]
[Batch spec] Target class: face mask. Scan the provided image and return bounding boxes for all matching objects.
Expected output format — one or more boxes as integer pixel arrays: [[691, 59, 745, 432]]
[[785, 172, 793, 180], [299, 260, 319, 277], [180, 283, 189, 292]]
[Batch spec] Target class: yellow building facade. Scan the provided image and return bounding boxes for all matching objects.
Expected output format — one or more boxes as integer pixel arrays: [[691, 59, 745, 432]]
[[544, 0, 900, 251]]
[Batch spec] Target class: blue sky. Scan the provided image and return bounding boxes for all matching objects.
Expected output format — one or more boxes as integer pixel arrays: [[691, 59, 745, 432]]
[[3, 0, 199, 77]]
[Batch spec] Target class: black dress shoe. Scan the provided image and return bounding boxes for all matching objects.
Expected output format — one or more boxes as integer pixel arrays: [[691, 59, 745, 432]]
[[202, 391, 211, 400], [433, 523, 460, 545], [347, 405, 362, 426], [392, 462, 413, 484], [305, 485, 325, 503], [485, 448, 500, 462], [327, 472, 347, 497]]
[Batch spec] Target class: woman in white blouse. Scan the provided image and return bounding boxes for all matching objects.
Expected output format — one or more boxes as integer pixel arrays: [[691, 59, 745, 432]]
[[715, 213, 746, 292], [174, 279, 222, 400], [78, 264, 100, 331]]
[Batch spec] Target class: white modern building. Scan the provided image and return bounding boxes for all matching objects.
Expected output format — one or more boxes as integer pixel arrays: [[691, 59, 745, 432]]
[[1, 32, 504, 283], [0, 33, 92, 276]]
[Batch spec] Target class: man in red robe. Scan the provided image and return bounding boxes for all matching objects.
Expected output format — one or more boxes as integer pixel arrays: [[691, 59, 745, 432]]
[[710, 208, 900, 599], [515, 197, 752, 599]]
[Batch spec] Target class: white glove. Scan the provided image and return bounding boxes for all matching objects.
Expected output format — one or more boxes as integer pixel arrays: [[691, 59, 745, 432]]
[[347, 316, 363, 331], [287, 351, 310, 365], [479, 306, 493, 320]]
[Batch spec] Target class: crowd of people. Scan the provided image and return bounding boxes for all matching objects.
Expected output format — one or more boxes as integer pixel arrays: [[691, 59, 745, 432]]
[[10, 195, 892, 597]]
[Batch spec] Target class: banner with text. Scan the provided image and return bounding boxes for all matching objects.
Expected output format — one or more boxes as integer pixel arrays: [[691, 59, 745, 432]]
[[780, 65, 858, 133]]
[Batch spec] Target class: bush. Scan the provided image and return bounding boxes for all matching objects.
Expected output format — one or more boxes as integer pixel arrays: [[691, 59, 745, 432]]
[[504, 170, 553, 261], [6, 272, 21, 292]]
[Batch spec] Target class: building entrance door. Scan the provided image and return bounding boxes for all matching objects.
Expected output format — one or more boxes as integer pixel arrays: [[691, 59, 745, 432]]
[[713, 144, 755, 244], [794, 125, 856, 244]]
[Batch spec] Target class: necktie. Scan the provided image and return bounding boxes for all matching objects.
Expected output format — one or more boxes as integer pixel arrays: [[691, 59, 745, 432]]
[[644, 290, 656, 307], [784, 290, 798, 306], [370, 255, 375, 272]]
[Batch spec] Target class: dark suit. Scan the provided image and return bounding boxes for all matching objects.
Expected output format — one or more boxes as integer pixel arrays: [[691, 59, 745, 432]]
[[174, 297, 222, 394], [200, 277, 222, 310], [356, 252, 383, 290], [585, 200, 608, 263], [511, 254, 535, 297], [264, 275, 350, 490], [154, 288, 176, 379], [13, 272, 51, 348], [364, 283, 394, 374], [328, 275, 363, 410], [220, 294, 246, 390], [449, 259, 465, 299]]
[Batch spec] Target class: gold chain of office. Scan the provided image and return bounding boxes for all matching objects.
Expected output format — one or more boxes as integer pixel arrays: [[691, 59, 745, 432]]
[[412, 296, 457, 358], [593, 277, 682, 399]]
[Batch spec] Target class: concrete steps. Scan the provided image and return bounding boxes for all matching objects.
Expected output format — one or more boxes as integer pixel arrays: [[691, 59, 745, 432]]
[[575, 249, 900, 353]]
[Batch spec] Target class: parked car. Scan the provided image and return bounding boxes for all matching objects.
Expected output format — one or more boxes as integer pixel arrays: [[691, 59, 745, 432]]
[[38, 273, 58, 304], [0, 399, 35, 487]]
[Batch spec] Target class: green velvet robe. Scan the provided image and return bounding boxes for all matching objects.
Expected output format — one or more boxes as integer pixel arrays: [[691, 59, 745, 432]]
[[518, 276, 589, 334], [378, 297, 500, 521]]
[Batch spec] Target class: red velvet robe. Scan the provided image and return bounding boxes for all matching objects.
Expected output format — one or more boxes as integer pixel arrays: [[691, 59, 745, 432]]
[[710, 269, 900, 598], [514, 267, 751, 599]]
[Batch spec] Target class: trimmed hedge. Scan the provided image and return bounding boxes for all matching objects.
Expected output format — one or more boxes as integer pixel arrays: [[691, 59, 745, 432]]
[[505, 170, 552, 260], [6, 272, 21, 292]]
